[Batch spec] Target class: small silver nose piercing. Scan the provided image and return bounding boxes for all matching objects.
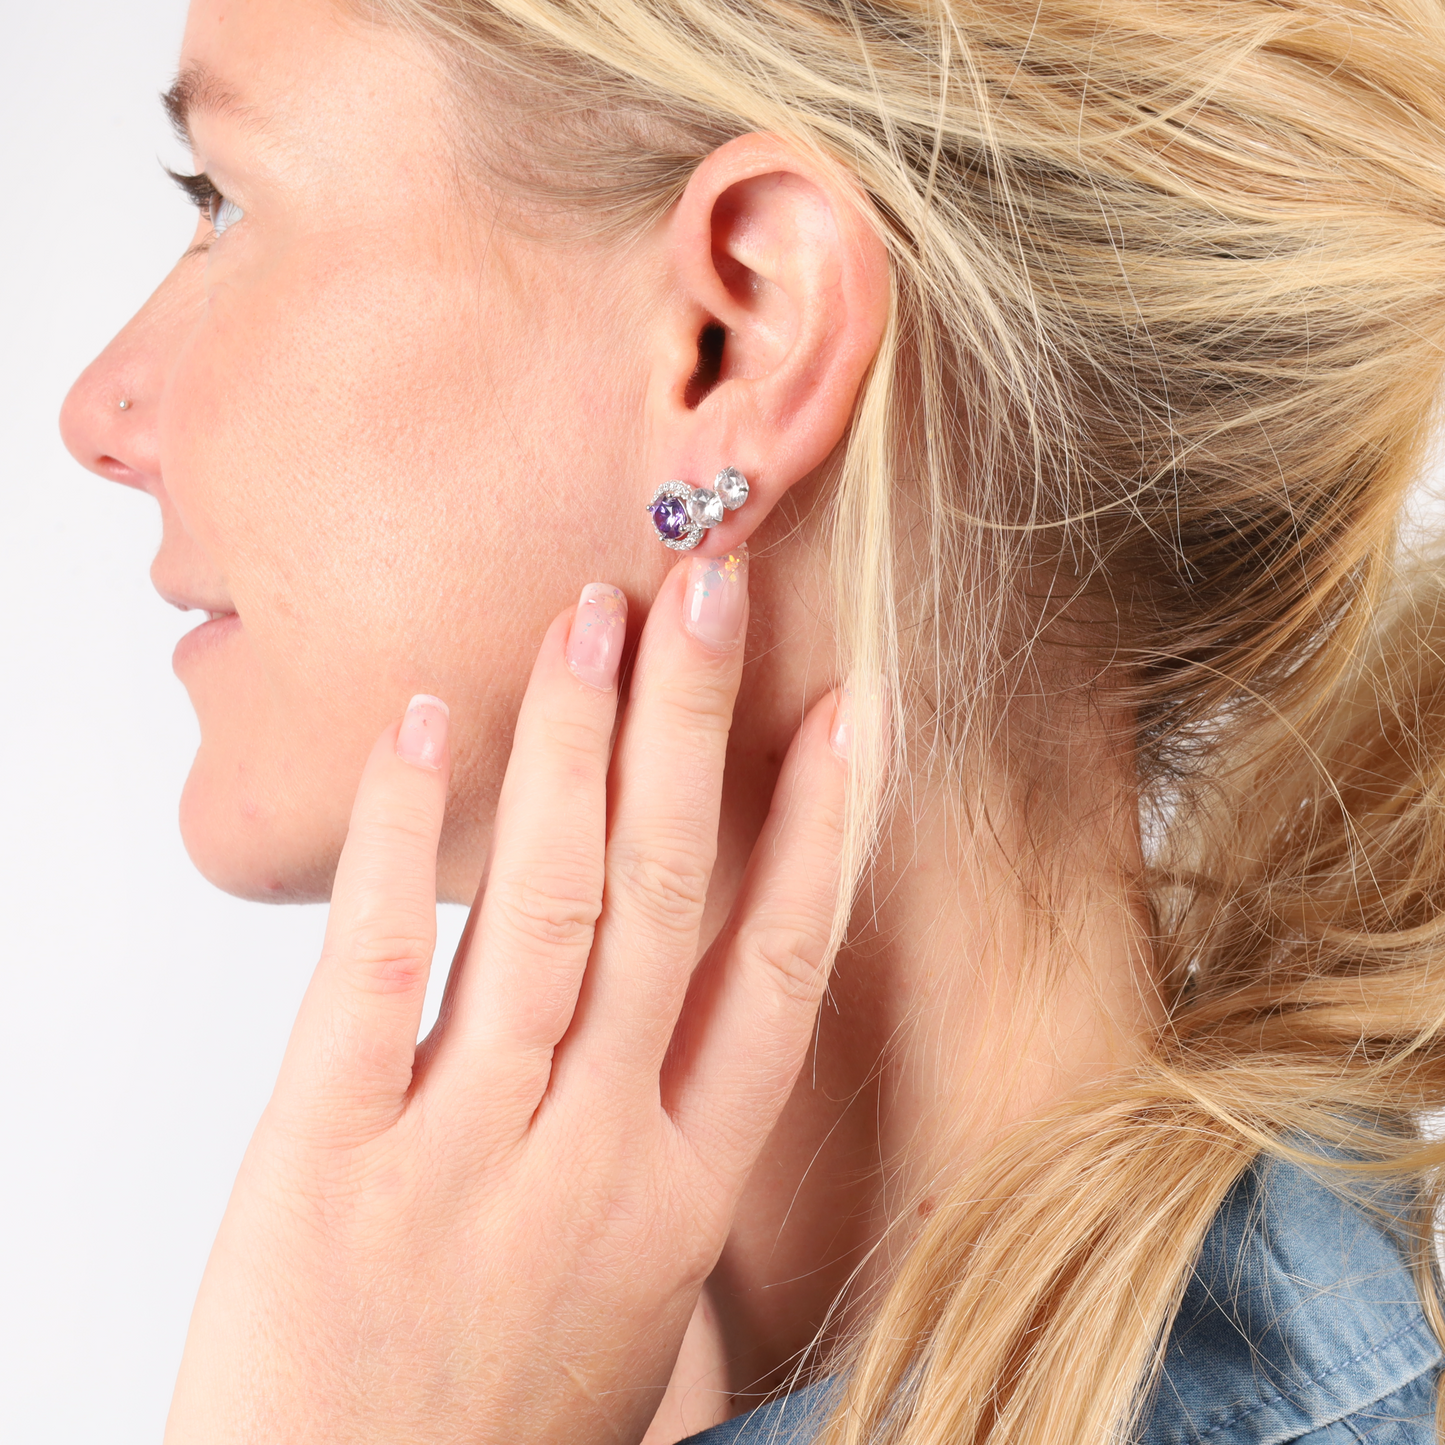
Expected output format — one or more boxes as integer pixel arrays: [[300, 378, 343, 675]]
[[118, 399, 132, 411]]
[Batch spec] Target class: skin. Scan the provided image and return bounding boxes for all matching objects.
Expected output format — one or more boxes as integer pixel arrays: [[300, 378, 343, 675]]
[[61, 0, 1162, 1437]]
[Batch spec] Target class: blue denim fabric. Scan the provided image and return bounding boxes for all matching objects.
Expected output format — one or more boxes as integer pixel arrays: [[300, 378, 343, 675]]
[[681, 1155, 1441, 1445]]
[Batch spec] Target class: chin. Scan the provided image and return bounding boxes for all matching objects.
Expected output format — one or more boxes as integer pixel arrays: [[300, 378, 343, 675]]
[[178, 746, 344, 903]]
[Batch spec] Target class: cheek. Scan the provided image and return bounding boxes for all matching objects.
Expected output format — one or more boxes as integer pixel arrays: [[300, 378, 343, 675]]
[[159, 232, 650, 899]]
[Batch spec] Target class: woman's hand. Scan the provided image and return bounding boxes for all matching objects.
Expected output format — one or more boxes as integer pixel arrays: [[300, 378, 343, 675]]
[[163, 550, 852, 1445]]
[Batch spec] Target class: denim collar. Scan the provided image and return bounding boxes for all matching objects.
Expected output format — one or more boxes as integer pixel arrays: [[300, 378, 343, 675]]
[[682, 1153, 1441, 1445], [1143, 1152, 1439, 1443]]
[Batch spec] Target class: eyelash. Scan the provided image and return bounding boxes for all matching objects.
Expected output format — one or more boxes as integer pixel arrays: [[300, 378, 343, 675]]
[[166, 167, 235, 241]]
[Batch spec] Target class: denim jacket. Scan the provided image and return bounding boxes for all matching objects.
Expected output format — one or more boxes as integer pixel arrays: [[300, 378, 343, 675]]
[[682, 1155, 1441, 1445]]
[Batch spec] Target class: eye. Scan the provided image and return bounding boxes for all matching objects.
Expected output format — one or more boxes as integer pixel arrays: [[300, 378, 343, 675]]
[[166, 167, 245, 238], [210, 193, 244, 236]]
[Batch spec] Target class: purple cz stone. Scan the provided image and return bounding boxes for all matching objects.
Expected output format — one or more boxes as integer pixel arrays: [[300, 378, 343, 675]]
[[648, 495, 691, 541]]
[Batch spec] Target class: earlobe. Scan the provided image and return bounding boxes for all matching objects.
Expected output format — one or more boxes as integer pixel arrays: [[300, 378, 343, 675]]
[[644, 133, 890, 553]]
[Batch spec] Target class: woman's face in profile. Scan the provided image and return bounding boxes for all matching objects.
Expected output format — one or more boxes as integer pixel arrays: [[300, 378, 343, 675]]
[[60, 0, 663, 903]]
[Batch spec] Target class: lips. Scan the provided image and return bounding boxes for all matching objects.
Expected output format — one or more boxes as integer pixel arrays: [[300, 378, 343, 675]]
[[159, 584, 242, 674], [157, 585, 237, 618], [172, 610, 242, 675]]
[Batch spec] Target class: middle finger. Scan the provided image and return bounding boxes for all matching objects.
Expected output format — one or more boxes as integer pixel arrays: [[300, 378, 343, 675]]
[[562, 546, 749, 1081]]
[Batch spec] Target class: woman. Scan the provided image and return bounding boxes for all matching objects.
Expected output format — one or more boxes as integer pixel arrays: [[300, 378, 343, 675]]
[[59, 0, 1445, 1440]]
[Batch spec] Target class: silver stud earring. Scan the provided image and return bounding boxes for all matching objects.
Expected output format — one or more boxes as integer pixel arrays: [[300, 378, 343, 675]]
[[118, 398, 132, 411], [646, 467, 750, 551]]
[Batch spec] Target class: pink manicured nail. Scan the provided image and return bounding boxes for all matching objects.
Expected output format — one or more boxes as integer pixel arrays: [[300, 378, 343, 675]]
[[830, 689, 853, 759], [566, 583, 627, 689], [831, 674, 884, 760], [683, 546, 748, 648], [396, 694, 449, 770]]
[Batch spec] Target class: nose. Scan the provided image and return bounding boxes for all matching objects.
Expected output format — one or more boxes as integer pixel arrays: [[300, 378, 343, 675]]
[[59, 256, 197, 498]]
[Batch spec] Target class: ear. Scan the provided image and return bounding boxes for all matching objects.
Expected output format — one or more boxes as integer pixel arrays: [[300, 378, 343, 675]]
[[645, 133, 891, 553]]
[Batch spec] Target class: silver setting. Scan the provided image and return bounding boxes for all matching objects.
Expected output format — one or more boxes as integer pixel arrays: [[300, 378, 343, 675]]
[[715, 467, 749, 510], [645, 480, 705, 552], [647, 467, 749, 549], [687, 487, 725, 528]]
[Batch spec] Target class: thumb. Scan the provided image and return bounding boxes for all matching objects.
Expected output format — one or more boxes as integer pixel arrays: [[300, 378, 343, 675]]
[[272, 695, 451, 1145]]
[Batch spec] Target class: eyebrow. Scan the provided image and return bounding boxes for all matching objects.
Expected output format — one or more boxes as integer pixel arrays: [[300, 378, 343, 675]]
[[162, 64, 246, 145]]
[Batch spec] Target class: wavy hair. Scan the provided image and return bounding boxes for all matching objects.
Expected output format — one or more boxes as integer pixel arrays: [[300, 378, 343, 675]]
[[361, 0, 1445, 1439]]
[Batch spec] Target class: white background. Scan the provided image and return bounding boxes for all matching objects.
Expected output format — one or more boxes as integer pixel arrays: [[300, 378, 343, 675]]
[[0, 7, 468, 1439]]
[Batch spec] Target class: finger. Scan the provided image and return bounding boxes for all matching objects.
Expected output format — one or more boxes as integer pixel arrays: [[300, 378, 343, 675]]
[[273, 696, 451, 1141], [560, 548, 748, 1082], [430, 585, 625, 1085], [663, 687, 850, 1173]]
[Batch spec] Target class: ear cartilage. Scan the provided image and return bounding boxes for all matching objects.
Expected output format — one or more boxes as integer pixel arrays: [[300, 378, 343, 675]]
[[646, 467, 749, 551]]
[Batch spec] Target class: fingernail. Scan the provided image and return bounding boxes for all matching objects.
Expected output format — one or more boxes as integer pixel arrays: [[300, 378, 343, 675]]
[[831, 689, 853, 759], [683, 546, 748, 648], [566, 583, 628, 689], [397, 694, 449, 770], [831, 674, 885, 760]]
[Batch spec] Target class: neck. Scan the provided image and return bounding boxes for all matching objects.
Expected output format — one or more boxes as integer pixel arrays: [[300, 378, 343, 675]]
[[649, 542, 1162, 1433]]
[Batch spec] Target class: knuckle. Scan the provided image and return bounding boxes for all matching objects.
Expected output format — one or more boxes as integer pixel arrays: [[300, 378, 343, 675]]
[[668, 1229, 724, 1294], [330, 921, 434, 996], [747, 923, 827, 1004], [350, 799, 439, 854], [490, 870, 602, 955], [682, 1115, 759, 1195], [539, 711, 608, 766], [657, 672, 735, 731], [613, 844, 711, 920]]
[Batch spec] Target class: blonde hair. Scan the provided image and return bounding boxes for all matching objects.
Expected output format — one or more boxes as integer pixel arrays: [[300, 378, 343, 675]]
[[365, 0, 1445, 1439]]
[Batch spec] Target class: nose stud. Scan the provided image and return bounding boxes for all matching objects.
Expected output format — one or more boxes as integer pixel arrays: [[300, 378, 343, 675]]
[[647, 467, 750, 551], [118, 398, 132, 411]]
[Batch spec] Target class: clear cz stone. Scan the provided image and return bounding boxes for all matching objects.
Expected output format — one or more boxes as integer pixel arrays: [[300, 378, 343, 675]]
[[715, 467, 749, 510], [687, 487, 725, 528]]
